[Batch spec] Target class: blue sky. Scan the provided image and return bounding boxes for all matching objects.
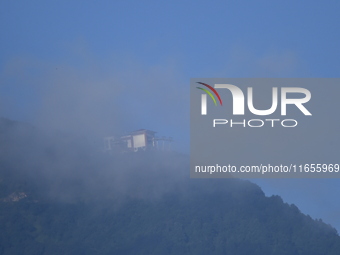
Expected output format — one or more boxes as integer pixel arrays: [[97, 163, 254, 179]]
[[1, 1, 340, 230]]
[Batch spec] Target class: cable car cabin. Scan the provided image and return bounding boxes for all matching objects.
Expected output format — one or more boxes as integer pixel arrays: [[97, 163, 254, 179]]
[[104, 129, 158, 152], [124, 129, 156, 152]]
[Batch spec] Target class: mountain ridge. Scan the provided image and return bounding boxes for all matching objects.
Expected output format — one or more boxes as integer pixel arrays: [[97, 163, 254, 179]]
[[0, 117, 339, 255]]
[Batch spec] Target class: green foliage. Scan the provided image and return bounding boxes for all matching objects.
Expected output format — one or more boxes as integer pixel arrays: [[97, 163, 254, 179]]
[[0, 117, 340, 254], [1, 188, 340, 255]]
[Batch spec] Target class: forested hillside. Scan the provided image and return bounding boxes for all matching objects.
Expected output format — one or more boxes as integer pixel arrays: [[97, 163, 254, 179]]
[[0, 118, 339, 255]]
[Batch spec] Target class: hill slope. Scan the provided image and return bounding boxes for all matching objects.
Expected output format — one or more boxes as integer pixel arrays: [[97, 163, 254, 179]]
[[0, 118, 339, 255]]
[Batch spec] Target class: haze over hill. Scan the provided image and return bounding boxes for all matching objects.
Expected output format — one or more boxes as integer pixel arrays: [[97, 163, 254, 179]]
[[0, 117, 340, 255]]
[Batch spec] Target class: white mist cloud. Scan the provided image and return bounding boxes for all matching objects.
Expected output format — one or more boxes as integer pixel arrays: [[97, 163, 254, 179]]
[[0, 52, 189, 151]]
